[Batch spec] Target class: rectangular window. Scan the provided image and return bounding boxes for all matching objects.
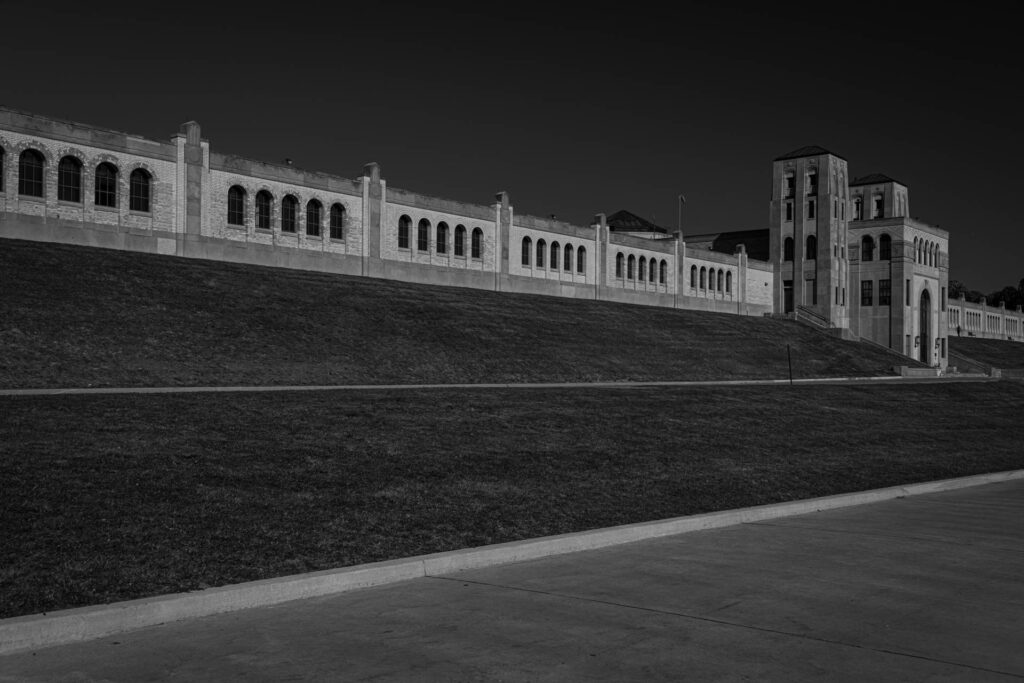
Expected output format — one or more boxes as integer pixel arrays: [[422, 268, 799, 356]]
[[785, 201, 793, 221], [879, 279, 891, 305], [906, 279, 910, 306], [841, 203, 845, 220], [941, 338, 946, 359], [833, 199, 837, 218], [808, 200, 815, 219], [842, 287, 846, 306], [861, 280, 873, 306], [941, 287, 946, 311], [873, 196, 883, 218], [784, 174, 794, 198], [906, 335, 911, 354], [835, 286, 839, 305], [805, 277, 816, 305], [807, 173, 817, 195]]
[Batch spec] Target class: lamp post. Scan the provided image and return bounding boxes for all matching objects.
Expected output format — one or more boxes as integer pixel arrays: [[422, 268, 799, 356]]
[[677, 194, 686, 238]]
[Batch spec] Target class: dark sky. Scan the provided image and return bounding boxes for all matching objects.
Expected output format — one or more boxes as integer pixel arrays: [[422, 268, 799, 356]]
[[5, 2, 1022, 292]]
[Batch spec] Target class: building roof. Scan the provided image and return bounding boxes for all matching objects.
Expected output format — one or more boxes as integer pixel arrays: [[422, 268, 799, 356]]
[[850, 173, 906, 187], [607, 210, 669, 234], [774, 145, 846, 162], [685, 229, 770, 262]]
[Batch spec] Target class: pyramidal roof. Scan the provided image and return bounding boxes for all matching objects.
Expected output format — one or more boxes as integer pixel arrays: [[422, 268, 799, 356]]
[[850, 173, 905, 187], [774, 145, 845, 162], [607, 210, 669, 233]]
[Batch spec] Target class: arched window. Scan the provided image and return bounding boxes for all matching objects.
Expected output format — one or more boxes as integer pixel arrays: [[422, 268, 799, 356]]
[[806, 234, 817, 260], [455, 225, 466, 256], [691, 265, 697, 288], [471, 228, 483, 258], [700, 267, 706, 289], [281, 195, 297, 232], [95, 162, 118, 207], [58, 156, 82, 203], [129, 169, 151, 212], [330, 203, 345, 239], [522, 236, 532, 266], [861, 235, 874, 262], [227, 185, 246, 226], [18, 149, 44, 197], [536, 238, 545, 267], [576, 246, 586, 273], [726, 271, 732, 293], [437, 222, 449, 254], [660, 260, 667, 285], [879, 233, 891, 260], [398, 215, 411, 248], [305, 199, 322, 236], [0, 147, 5, 192], [417, 219, 430, 251], [615, 252, 623, 278], [718, 270, 724, 291], [709, 269, 715, 291], [627, 254, 635, 280], [783, 237, 794, 261], [551, 241, 560, 270], [929, 243, 935, 267], [649, 258, 656, 283], [256, 191, 273, 230], [915, 238, 921, 264], [638, 256, 646, 282]]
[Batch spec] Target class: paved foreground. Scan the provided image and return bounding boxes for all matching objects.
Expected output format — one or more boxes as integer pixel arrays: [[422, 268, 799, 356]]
[[2, 480, 1022, 681]]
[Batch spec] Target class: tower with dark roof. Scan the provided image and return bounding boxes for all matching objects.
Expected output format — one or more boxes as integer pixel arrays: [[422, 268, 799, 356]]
[[769, 146, 851, 331]]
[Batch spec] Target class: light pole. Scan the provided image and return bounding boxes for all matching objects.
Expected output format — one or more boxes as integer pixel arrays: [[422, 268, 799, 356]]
[[677, 194, 686, 238]]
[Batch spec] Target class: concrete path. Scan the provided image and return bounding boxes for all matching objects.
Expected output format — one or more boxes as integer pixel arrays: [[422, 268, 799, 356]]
[[0, 374, 994, 397], [2, 480, 1021, 681]]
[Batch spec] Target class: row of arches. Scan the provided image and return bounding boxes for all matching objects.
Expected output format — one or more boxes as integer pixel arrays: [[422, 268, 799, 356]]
[[227, 186, 346, 239], [1, 147, 153, 212], [782, 235, 819, 261], [521, 236, 586, 274], [914, 236, 939, 267], [690, 265, 732, 294], [615, 252, 667, 285], [398, 215, 483, 259]]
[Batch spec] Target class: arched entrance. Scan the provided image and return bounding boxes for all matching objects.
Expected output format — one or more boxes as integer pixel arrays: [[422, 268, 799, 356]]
[[920, 289, 931, 364]]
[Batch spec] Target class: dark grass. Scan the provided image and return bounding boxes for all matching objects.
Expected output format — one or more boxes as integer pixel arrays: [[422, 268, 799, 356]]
[[0, 238, 913, 388], [2, 381, 1023, 619], [950, 336, 1024, 369]]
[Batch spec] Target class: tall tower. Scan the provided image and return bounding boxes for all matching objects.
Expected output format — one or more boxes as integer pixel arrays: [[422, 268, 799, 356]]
[[769, 146, 850, 331]]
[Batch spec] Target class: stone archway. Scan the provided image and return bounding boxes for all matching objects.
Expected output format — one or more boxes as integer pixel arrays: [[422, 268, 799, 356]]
[[920, 289, 931, 364]]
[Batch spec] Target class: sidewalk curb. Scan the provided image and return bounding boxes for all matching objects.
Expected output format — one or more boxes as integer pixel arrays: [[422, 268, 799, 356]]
[[3, 469, 1022, 656], [1, 374, 992, 397]]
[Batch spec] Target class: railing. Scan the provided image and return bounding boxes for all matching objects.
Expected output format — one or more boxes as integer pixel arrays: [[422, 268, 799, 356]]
[[794, 305, 830, 329]]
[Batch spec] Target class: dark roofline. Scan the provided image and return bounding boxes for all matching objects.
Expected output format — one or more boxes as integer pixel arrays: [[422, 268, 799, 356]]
[[773, 145, 847, 162], [850, 173, 907, 188]]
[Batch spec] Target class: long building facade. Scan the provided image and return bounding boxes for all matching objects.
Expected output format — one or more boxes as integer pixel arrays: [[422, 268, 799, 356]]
[[1, 107, 1020, 370]]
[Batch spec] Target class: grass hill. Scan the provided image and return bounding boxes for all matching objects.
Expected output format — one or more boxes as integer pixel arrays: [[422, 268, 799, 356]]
[[949, 336, 1024, 372], [1, 238, 912, 389]]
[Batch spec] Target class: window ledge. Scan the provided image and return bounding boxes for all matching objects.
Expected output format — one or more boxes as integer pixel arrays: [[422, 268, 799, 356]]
[[18, 194, 45, 202], [58, 200, 83, 207], [226, 224, 247, 231], [255, 228, 273, 234], [95, 205, 119, 213], [129, 210, 152, 217]]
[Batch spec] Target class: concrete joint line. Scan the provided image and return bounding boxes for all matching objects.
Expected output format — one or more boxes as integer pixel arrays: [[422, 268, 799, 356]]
[[2, 469, 1022, 656]]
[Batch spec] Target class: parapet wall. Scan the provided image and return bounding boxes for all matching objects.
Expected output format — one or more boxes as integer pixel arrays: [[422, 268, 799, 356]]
[[947, 297, 1024, 342]]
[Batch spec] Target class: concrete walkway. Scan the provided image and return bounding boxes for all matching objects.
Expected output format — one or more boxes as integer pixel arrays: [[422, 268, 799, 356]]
[[0, 374, 995, 397], [2, 480, 1021, 681]]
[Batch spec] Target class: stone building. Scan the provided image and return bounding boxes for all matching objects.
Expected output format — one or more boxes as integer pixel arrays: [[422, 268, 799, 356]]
[[1, 107, 1020, 370]]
